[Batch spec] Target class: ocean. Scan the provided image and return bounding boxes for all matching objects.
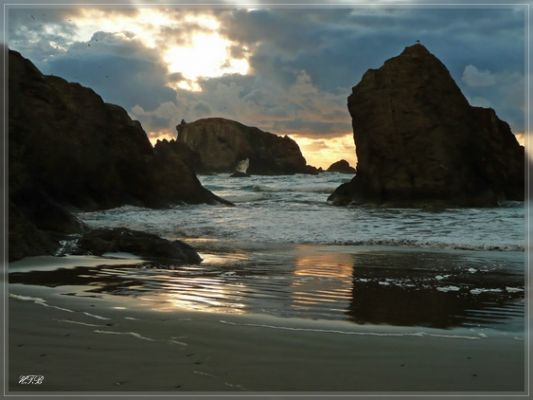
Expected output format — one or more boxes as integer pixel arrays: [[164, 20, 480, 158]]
[[61, 172, 527, 331]]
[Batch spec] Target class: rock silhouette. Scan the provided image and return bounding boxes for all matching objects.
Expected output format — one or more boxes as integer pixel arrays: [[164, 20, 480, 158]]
[[74, 228, 202, 265], [327, 160, 356, 174], [9, 50, 225, 260], [329, 43, 524, 207]]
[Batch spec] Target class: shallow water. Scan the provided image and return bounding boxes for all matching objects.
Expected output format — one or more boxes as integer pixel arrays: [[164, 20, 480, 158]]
[[11, 173, 527, 332], [10, 245, 524, 331]]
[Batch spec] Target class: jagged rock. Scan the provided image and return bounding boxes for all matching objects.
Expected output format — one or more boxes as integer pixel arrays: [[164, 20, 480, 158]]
[[176, 118, 315, 175], [9, 49, 221, 209], [302, 165, 322, 175], [74, 228, 201, 264], [329, 43, 524, 207], [327, 160, 356, 174], [8, 49, 225, 260], [154, 139, 205, 174]]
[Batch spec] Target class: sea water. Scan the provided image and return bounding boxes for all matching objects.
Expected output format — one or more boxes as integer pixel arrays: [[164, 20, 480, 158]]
[[12, 173, 527, 331], [78, 173, 525, 251]]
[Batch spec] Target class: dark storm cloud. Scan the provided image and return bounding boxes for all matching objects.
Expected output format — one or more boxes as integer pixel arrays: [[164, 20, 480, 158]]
[[221, 7, 525, 87], [216, 6, 526, 132], [38, 32, 176, 110]]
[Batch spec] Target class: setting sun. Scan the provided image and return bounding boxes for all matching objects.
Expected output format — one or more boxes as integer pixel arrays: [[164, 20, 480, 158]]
[[163, 33, 249, 92], [68, 8, 250, 91]]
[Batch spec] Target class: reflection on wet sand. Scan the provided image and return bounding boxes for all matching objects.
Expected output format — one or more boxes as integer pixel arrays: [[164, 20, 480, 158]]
[[345, 251, 524, 329], [9, 246, 524, 329], [291, 247, 353, 309]]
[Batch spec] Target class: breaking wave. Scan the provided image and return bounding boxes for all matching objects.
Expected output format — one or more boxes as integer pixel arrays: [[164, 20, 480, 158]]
[[78, 173, 525, 253]]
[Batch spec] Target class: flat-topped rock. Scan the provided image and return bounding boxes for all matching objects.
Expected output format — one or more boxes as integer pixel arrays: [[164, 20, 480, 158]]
[[176, 118, 315, 175]]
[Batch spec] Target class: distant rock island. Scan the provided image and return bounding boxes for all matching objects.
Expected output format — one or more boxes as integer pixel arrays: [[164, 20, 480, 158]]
[[176, 118, 319, 175], [327, 160, 356, 174], [9, 50, 227, 261], [329, 43, 524, 207]]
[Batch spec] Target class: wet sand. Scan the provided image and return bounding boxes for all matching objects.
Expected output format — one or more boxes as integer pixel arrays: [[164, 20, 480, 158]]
[[8, 281, 525, 393]]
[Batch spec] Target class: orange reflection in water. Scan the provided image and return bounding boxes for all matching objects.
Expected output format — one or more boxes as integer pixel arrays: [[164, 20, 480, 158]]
[[135, 252, 249, 314], [139, 279, 247, 314], [294, 245, 354, 279], [291, 245, 354, 308]]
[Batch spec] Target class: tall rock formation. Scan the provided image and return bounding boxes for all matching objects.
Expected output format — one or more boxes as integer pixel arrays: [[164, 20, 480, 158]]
[[329, 43, 524, 207], [176, 118, 317, 175], [9, 50, 225, 260]]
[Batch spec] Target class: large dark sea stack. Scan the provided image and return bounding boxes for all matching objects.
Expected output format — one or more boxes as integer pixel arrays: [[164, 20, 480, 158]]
[[9, 50, 223, 260], [176, 118, 315, 174], [328, 43, 524, 207]]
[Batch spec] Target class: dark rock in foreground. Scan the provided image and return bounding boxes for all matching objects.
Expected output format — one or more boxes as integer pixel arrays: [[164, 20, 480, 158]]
[[9, 49, 222, 210], [176, 118, 316, 175], [327, 160, 356, 174], [73, 228, 201, 265], [9, 204, 59, 261], [329, 43, 524, 207], [9, 49, 227, 260]]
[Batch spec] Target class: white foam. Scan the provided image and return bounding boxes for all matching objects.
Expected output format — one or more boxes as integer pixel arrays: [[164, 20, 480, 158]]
[[83, 312, 110, 320], [505, 287, 524, 293], [168, 339, 188, 346], [56, 319, 103, 327], [10, 293, 74, 313], [93, 329, 154, 341], [470, 288, 503, 295], [436, 286, 460, 292], [218, 320, 480, 340], [193, 370, 216, 378], [224, 382, 246, 390], [55, 238, 79, 256], [253, 184, 338, 194]]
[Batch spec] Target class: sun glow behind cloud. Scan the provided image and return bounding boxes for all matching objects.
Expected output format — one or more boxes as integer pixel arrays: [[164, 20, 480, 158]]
[[164, 33, 250, 91], [68, 8, 250, 91]]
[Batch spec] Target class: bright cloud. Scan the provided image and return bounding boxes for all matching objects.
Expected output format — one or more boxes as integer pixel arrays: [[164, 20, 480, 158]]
[[130, 69, 351, 141], [67, 8, 250, 91], [163, 33, 250, 91]]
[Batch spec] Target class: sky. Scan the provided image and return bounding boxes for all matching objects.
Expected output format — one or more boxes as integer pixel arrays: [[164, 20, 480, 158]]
[[6, 3, 528, 169]]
